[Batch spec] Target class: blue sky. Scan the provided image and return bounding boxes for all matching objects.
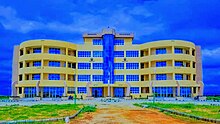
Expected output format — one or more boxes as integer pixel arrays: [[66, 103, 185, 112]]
[[0, 0, 220, 95]]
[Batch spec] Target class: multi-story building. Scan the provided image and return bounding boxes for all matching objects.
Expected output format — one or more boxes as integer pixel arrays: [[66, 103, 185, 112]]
[[12, 28, 204, 99]]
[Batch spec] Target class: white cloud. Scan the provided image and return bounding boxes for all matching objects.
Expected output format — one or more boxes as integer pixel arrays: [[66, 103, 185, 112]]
[[205, 84, 219, 87], [202, 47, 220, 57], [0, 5, 164, 39]]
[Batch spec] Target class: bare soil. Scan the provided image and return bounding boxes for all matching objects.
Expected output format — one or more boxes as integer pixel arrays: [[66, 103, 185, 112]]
[[70, 104, 208, 124]]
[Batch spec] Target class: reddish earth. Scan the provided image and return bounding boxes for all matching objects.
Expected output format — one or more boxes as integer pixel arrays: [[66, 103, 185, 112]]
[[70, 104, 208, 124]]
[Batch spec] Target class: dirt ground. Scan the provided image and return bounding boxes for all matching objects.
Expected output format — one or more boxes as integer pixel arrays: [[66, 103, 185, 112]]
[[70, 104, 208, 124]]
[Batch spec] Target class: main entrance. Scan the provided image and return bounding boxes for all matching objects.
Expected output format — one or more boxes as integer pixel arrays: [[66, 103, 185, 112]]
[[92, 87, 103, 97], [114, 87, 124, 97]]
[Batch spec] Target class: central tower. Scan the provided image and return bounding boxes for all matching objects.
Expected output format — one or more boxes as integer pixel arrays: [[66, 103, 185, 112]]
[[102, 28, 115, 84]]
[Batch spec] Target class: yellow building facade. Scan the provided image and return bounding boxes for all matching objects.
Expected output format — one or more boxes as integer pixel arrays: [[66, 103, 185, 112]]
[[12, 28, 204, 99]]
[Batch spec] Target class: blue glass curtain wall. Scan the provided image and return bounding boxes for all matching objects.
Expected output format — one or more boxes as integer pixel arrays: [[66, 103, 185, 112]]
[[114, 88, 124, 97], [103, 34, 115, 84], [43, 87, 64, 98]]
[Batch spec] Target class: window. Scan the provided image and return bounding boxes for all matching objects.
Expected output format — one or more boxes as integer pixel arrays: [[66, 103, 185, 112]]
[[153, 87, 173, 97], [20, 49, 23, 56], [126, 63, 139, 69], [19, 75, 22, 81], [126, 51, 139, 57], [114, 51, 124, 57], [175, 61, 183, 67], [32, 74, 40, 80], [49, 61, 60, 67], [156, 61, 166, 67], [19, 87, 22, 94], [92, 75, 103, 81], [156, 48, 166, 54], [33, 48, 41, 53], [78, 75, 90, 82], [77, 87, 87, 94], [93, 39, 102, 45], [114, 63, 124, 69], [24, 87, 36, 98], [49, 48, 60, 54], [68, 62, 76, 69], [78, 63, 91, 69], [67, 87, 75, 94], [93, 51, 103, 57], [93, 63, 103, 69], [180, 87, 191, 97], [126, 75, 139, 81], [33, 61, 41, 67], [48, 74, 60, 80], [19, 62, 23, 68], [43, 87, 64, 98], [193, 87, 196, 94], [175, 74, 183, 80], [130, 87, 139, 94], [156, 74, 167, 80], [78, 51, 91, 57], [175, 48, 183, 54], [115, 75, 124, 81], [114, 39, 124, 45]]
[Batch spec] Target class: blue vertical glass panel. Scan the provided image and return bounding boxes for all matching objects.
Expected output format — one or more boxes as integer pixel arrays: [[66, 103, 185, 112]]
[[103, 34, 115, 84]]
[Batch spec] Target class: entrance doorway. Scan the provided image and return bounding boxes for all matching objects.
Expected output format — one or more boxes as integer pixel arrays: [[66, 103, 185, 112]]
[[92, 87, 103, 97], [114, 87, 124, 97]]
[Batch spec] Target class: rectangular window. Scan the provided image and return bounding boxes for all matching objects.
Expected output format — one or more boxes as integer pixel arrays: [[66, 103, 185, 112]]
[[78, 51, 91, 57], [19, 62, 23, 68], [32, 74, 40, 80], [115, 75, 124, 81], [130, 87, 139, 94], [19, 74, 22, 81], [126, 63, 139, 69], [114, 63, 124, 69], [175, 61, 183, 67], [49, 61, 60, 67], [78, 63, 91, 69], [126, 75, 139, 81], [67, 87, 75, 94], [175, 48, 183, 54], [49, 48, 60, 54], [77, 87, 87, 94], [33, 48, 41, 53], [156, 74, 167, 80], [92, 75, 103, 81], [78, 75, 90, 82], [93, 63, 103, 69], [93, 51, 103, 57], [33, 61, 41, 67], [114, 39, 124, 45], [114, 51, 124, 57], [126, 51, 139, 57], [156, 48, 166, 54], [93, 39, 102, 45], [48, 74, 60, 80], [175, 74, 183, 80], [156, 61, 167, 67]]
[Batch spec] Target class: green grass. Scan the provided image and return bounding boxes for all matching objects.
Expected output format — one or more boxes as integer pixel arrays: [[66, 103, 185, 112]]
[[207, 96, 220, 101], [82, 106, 97, 113], [139, 103, 220, 119], [0, 96, 9, 100], [0, 104, 82, 121]]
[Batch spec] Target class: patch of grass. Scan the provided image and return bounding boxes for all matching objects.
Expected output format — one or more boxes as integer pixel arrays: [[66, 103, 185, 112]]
[[0, 96, 9, 100], [207, 96, 220, 101], [140, 102, 220, 119], [82, 106, 97, 113], [0, 104, 82, 121]]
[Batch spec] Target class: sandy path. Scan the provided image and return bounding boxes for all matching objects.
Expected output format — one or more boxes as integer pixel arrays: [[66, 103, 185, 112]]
[[70, 104, 206, 124]]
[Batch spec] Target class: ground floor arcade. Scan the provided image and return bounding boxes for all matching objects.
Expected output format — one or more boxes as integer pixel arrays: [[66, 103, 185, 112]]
[[15, 86, 201, 99]]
